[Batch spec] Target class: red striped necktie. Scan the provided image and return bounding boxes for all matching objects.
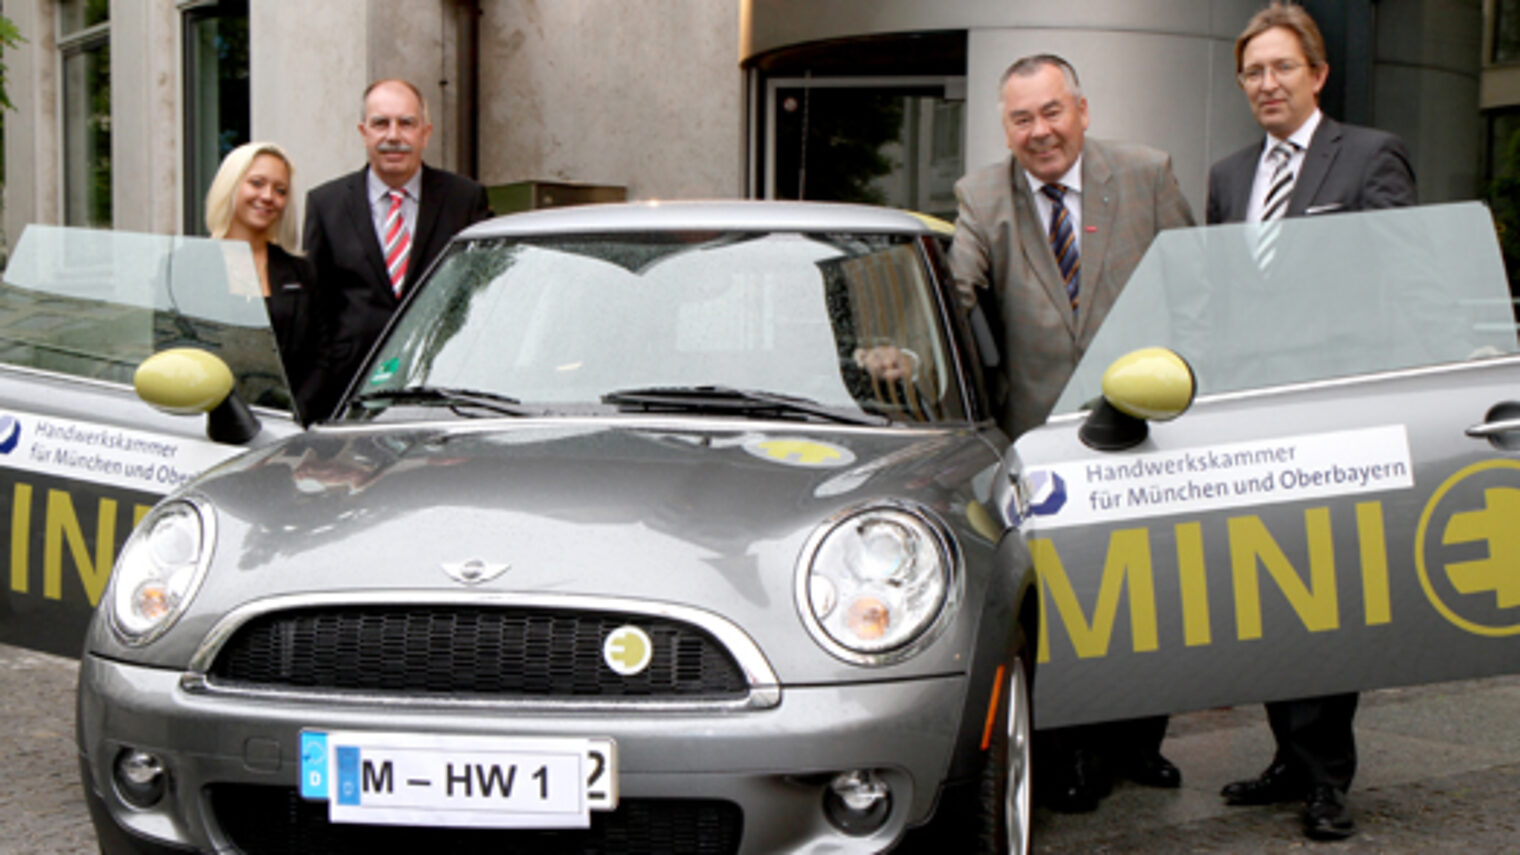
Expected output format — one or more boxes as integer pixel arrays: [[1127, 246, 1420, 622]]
[[383, 189, 412, 296]]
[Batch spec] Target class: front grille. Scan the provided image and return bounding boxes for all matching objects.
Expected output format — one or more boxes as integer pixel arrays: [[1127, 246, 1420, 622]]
[[209, 784, 743, 855], [207, 605, 749, 699]]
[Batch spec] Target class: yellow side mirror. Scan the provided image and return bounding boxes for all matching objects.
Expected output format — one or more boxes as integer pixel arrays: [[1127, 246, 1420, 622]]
[[1101, 347, 1195, 422], [134, 348, 235, 414], [1080, 347, 1195, 450], [134, 348, 261, 445]]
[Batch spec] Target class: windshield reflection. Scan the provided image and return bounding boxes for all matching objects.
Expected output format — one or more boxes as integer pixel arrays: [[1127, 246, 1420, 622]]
[[354, 231, 969, 425]]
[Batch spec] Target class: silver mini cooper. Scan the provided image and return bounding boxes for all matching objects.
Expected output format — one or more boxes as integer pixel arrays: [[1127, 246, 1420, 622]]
[[76, 202, 1038, 855]]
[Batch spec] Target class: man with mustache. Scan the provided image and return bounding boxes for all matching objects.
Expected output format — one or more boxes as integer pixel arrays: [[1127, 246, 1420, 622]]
[[302, 78, 493, 419], [950, 53, 1194, 813]]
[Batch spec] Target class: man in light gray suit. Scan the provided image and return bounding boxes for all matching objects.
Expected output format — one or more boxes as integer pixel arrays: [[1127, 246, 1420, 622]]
[[1207, 2, 1415, 842], [949, 53, 1194, 812], [952, 55, 1194, 440]]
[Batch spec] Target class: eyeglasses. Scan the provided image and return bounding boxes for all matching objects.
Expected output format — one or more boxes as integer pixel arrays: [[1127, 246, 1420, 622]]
[[1237, 60, 1306, 88]]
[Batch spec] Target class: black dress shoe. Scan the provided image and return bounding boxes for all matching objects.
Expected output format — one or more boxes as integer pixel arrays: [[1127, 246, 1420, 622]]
[[1117, 752, 1182, 788], [1041, 749, 1110, 813], [1303, 785, 1356, 840], [1220, 761, 1303, 805]]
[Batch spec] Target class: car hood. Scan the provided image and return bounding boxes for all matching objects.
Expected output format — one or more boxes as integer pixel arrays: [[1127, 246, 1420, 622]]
[[110, 418, 1006, 682]]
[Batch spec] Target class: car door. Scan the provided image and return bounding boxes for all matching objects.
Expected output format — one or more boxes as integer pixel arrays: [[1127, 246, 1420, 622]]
[[0, 227, 302, 656], [1012, 202, 1520, 727]]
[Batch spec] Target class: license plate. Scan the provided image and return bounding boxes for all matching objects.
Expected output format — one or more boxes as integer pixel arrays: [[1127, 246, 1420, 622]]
[[299, 730, 617, 828]]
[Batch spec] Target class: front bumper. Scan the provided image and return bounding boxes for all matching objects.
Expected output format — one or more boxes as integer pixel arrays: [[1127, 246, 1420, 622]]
[[79, 654, 971, 854]]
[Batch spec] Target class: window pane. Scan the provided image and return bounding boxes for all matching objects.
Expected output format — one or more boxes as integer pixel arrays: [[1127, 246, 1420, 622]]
[[1, 227, 290, 412], [772, 85, 963, 221], [1498, 0, 1520, 63], [58, 0, 109, 35], [62, 40, 111, 228], [1486, 108, 1520, 297], [1052, 204, 1517, 415], [183, 1, 250, 235]]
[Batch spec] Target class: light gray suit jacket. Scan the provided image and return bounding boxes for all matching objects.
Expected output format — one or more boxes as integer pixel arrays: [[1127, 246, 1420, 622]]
[[950, 138, 1195, 438]]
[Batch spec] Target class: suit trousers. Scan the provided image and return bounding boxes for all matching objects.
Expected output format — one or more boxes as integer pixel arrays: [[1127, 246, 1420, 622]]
[[1266, 692, 1359, 792]]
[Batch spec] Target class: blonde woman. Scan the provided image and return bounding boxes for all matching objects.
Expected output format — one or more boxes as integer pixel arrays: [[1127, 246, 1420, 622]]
[[204, 141, 323, 421]]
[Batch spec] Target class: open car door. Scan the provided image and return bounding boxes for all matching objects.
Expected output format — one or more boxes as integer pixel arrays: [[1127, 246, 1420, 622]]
[[0, 227, 303, 656], [1014, 202, 1520, 727]]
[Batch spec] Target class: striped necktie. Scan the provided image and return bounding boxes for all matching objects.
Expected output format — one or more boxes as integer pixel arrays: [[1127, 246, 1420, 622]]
[[1040, 183, 1080, 313], [1254, 141, 1298, 271], [383, 189, 412, 296]]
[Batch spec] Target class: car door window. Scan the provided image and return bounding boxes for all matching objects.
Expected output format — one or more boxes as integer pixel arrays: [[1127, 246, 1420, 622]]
[[1052, 202, 1518, 414], [1, 226, 294, 413]]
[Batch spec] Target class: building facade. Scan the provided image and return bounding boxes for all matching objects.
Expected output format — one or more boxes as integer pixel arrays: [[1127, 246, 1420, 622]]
[[0, 0, 1496, 261], [2, 0, 744, 249]]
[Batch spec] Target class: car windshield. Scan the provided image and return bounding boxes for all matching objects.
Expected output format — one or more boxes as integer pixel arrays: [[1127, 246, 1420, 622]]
[[1052, 201, 1520, 414], [0, 226, 295, 414], [351, 230, 970, 425]]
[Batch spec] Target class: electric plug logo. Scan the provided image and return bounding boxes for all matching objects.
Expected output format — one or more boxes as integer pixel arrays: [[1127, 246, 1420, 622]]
[[603, 625, 653, 675], [1416, 460, 1520, 636]]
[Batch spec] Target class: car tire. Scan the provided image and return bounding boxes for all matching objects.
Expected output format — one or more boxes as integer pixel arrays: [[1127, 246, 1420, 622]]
[[897, 630, 1032, 855], [985, 649, 1033, 855]]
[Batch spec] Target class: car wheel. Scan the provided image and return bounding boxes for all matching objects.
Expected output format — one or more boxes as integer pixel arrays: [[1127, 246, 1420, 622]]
[[989, 652, 1033, 855], [897, 634, 1032, 855]]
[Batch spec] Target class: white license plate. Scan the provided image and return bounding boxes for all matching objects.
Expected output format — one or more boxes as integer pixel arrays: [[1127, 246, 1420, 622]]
[[299, 730, 617, 828]]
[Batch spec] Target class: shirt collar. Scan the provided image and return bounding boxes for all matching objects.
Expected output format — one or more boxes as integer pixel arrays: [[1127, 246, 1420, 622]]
[[1265, 108, 1322, 154], [367, 166, 424, 205], [1023, 154, 1083, 197]]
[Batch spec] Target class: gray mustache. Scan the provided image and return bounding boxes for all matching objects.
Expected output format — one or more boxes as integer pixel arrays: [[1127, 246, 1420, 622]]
[[376, 142, 414, 154]]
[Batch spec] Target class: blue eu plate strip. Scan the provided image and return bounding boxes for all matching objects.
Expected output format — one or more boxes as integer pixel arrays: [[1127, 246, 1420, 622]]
[[299, 731, 328, 799]]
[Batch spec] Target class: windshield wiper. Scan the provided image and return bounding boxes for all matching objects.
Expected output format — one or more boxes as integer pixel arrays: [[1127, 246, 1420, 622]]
[[351, 386, 537, 418], [601, 385, 888, 426]]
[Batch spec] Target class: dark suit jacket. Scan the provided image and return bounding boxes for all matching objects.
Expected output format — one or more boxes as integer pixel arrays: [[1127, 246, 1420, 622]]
[[950, 138, 1195, 438], [303, 163, 493, 418], [264, 243, 322, 423], [1205, 116, 1416, 225], [1204, 113, 1415, 790]]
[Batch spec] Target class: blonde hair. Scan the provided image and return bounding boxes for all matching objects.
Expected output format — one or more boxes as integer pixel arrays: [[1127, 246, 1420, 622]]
[[204, 141, 300, 249]]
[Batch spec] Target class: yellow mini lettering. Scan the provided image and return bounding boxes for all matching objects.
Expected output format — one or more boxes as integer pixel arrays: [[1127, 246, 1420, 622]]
[[1031, 529, 1158, 662], [43, 490, 118, 606], [1175, 522, 1212, 646], [10, 482, 31, 594], [1357, 501, 1391, 625], [1229, 509, 1340, 640]]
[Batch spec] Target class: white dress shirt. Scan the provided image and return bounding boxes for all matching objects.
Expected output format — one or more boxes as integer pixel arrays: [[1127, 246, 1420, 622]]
[[1026, 156, 1084, 256], [1246, 109, 1321, 223]]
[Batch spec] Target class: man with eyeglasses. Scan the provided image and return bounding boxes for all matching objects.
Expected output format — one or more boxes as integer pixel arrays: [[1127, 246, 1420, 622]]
[[950, 53, 1193, 813], [1206, 2, 1416, 842], [302, 79, 493, 420]]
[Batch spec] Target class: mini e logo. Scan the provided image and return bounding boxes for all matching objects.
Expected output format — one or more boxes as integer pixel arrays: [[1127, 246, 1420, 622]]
[[603, 625, 653, 675]]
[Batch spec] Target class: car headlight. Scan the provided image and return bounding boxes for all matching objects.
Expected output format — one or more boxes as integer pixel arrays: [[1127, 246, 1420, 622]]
[[108, 497, 214, 646], [797, 503, 958, 665]]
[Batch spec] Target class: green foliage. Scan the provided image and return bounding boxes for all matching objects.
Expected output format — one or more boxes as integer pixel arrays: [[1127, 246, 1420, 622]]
[[0, 14, 25, 111]]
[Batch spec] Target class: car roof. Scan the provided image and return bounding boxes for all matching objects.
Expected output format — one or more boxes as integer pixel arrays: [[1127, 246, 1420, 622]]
[[456, 199, 942, 240]]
